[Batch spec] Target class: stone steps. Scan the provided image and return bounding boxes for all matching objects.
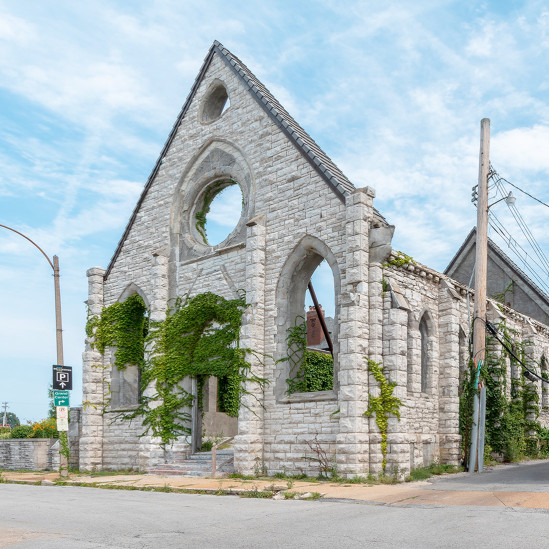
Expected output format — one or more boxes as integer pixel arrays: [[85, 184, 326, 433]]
[[149, 449, 234, 477]]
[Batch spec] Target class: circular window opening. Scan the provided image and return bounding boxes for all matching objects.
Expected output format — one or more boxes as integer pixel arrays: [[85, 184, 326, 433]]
[[201, 84, 230, 123], [195, 180, 243, 246]]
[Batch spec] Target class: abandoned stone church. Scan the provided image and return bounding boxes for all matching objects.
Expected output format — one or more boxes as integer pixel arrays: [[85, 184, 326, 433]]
[[79, 41, 549, 476]]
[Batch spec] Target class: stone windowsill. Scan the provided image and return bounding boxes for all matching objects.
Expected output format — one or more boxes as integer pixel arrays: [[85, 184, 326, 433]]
[[105, 405, 140, 413], [278, 390, 337, 404]]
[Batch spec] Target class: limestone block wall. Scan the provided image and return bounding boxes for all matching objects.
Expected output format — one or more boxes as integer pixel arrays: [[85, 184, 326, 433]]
[[101, 414, 143, 470], [0, 439, 58, 470], [84, 50, 359, 473]]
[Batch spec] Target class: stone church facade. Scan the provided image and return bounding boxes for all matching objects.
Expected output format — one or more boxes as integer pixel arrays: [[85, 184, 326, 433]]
[[79, 42, 549, 476]]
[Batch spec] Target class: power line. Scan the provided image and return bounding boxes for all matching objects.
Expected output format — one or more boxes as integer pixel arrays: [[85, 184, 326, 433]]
[[488, 164, 549, 208]]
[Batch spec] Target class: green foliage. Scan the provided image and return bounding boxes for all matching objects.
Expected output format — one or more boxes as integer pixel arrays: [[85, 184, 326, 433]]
[[459, 321, 545, 465], [86, 294, 148, 371], [364, 359, 402, 473], [200, 440, 213, 452], [9, 425, 33, 438], [492, 281, 515, 304], [3, 412, 19, 428], [47, 385, 56, 419], [119, 292, 265, 446], [59, 431, 70, 461], [405, 463, 463, 482], [29, 418, 59, 438], [383, 251, 416, 269], [195, 180, 236, 245], [284, 320, 333, 394]]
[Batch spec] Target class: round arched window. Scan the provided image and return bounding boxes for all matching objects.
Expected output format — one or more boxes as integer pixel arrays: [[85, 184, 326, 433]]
[[200, 82, 230, 124], [194, 180, 243, 246]]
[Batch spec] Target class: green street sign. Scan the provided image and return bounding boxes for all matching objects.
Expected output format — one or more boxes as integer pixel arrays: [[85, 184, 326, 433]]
[[53, 390, 70, 407]]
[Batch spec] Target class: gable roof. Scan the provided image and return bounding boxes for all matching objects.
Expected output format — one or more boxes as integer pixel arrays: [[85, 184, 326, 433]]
[[445, 227, 549, 310], [105, 41, 385, 277]]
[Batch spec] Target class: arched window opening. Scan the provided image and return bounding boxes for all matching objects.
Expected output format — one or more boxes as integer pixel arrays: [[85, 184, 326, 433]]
[[419, 315, 429, 393], [287, 260, 335, 394], [201, 82, 230, 123], [458, 327, 468, 388], [109, 293, 149, 410], [275, 238, 340, 400], [541, 354, 548, 408], [194, 180, 244, 246]]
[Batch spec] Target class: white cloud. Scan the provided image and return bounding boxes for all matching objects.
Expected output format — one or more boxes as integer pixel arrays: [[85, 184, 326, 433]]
[[492, 125, 549, 173]]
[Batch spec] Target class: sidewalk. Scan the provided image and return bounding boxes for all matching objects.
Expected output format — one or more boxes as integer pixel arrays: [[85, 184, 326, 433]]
[[3, 469, 549, 509]]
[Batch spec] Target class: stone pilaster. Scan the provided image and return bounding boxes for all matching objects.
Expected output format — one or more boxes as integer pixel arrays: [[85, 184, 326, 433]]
[[335, 187, 374, 477], [79, 267, 106, 471], [234, 214, 266, 475], [437, 281, 462, 465], [383, 306, 410, 475], [139, 251, 176, 470]]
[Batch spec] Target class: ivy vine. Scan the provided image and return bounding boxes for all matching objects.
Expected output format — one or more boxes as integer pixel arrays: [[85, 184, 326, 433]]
[[89, 291, 266, 447], [459, 321, 547, 464], [364, 358, 402, 472], [86, 293, 148, 371], [383, 251, 416, 269], [284, 319, 334, 394]]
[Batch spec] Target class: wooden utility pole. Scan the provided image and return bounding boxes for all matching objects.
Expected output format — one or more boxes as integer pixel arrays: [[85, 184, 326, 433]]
[[469, 118, 490, 473]]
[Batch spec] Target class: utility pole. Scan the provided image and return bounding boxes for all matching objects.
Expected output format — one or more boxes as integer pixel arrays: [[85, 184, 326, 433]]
[[469, 118, 490, 473], [2, 402, 8, 428]]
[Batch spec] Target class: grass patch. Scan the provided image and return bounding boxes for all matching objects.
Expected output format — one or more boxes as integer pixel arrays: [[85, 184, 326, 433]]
[[226, 473, 258, 480], [239, 487, 274, 499], [405, 463, 463, 482]]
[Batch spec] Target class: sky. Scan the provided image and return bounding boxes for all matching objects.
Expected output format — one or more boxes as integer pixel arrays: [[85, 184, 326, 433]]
[[1, 0, 549, 422]]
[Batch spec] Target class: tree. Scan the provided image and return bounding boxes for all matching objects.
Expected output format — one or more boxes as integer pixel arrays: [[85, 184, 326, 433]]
[[5, 412, 20, 428]]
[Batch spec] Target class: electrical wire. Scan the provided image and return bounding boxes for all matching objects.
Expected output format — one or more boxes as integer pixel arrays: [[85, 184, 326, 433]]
[[488, 211, 549, 295], [482, 319, 549, 384], [484, 167, 549, 292], [490, 166, 549, 210], [491, 175, 549, 274]]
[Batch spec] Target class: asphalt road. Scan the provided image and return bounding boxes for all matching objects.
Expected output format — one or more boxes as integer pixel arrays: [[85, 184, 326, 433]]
[[1, 482, 548, 549], [428, 459, 549, 493]]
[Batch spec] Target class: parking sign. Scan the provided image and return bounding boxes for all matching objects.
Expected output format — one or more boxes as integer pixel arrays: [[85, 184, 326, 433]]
[[52, 365, 72, 390]]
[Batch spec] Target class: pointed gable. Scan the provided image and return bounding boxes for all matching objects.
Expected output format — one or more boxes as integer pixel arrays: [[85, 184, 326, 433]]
[[445, 228, 549, 324], [105, 41, 386, 277]]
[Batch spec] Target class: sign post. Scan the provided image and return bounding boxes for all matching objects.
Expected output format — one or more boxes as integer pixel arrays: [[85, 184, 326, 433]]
[[52, 365, 72, 477]]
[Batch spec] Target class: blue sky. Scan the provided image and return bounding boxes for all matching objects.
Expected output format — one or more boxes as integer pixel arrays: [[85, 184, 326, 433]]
[[1, 0, 549, 422]]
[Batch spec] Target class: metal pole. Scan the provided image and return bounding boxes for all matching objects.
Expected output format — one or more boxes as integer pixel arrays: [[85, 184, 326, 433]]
[[307, 281, 334, 357], [53, 255, 64, 366], [469, 118, 490, 473]]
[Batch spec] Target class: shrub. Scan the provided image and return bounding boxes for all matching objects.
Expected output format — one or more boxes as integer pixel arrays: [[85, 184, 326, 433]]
[[10, 425, 33, 438], [29, 418, 58, 438]]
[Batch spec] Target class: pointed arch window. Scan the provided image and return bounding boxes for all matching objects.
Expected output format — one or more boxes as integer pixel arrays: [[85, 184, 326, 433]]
[[541, 354, 548, 408], [419, 315, 429, 393]]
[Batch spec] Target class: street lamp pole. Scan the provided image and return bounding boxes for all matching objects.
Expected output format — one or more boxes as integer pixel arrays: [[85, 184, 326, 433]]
[[0, 224, 64, 366]]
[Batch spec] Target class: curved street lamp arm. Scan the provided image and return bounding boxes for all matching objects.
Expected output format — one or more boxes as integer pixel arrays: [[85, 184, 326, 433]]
[[0, 224, 54, 271]]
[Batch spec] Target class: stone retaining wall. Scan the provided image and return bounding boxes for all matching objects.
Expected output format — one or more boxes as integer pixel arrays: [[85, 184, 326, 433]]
[[0, 439, 58, 470]]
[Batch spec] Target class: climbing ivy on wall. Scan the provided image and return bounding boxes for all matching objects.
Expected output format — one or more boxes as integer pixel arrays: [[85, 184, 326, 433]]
[[284, 320, 334, 394], [364, 359, 402, 473], [88, 291, 265, 446], [459, 321, 548, 464], [86, 294, 148, 370], [195, 180, 237, 245]]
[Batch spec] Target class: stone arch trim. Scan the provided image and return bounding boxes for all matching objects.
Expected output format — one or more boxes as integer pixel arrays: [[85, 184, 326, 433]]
[[407, 308, 437, 395], [170, 139, 255, 262], [117, 282, 150, 308], [274, 234, 341, 400], [198, 78, 230, 124]]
